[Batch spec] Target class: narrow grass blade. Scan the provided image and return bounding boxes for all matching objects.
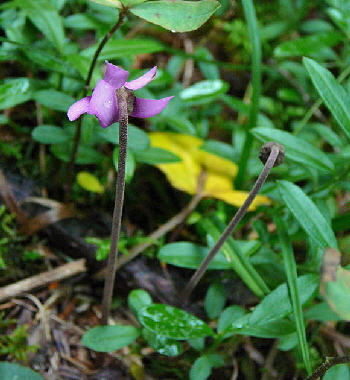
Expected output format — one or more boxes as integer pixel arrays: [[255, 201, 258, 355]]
[[273, 213, 312, 375]]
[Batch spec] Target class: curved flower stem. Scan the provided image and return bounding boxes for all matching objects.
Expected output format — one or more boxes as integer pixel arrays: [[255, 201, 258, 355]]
[[179, 143, 283, 306], [101, 93, 129, 325], [65, 7, 128, 201]]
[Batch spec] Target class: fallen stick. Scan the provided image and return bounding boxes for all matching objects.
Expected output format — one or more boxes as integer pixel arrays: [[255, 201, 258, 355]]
[[0, 259, 86, 302]]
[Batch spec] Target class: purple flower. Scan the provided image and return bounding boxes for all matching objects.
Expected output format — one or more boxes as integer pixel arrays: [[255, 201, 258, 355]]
[[67, 61, 173, 129]]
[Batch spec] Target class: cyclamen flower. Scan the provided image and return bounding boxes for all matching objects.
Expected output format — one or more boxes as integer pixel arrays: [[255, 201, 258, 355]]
[[68, 61, 173, 128]]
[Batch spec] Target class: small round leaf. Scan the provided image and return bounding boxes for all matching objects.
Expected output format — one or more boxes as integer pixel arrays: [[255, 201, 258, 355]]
[[82, 325, 140, 352]]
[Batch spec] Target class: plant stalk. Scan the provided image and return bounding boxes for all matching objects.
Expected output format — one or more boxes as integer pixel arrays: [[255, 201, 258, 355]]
[[180, 143, 283, 306], [100, 93, 129, 325]]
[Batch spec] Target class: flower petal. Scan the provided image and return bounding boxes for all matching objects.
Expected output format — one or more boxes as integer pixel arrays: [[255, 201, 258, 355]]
[[103, 61, 129, 90], [88, 79, 118, 129], [67, 96, 91, 121], [131, 96, 174, 118], [125, 66, 157, 90]]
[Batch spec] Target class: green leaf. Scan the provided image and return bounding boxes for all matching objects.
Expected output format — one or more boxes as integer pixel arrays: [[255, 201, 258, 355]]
[[138, 304, 214, 339], [33, 90, 75, 112], [248, 274, 319, 326], [323, 363, 350, 380], [274, 31, 342, 59], [14, 0, 65, 54], [323, 267, 350, 321], [233, 318, 296, 338], [303, 57, 350, 141], [252, 127, 334, 172], [189, 357, 212, 380], [24, 49, 77, 77], [305, 302, 343, 321], [99, 124, 150, 152], [179, 80, 228, 103], [128, 289, 153, 316], [134, 147, 181, 164], [142, 329, 183, 356], [51, 143, 104, 164], [82, 325, 140, 352], [205, 283, 226, 319], [0, 362, 44, 380], [32, 125, 69, 144], [277, 180, 338, 250], [158, 242, 231, 270], [130, 0, 220, 33], [200, 140, 236, 162], [217, 306, 245, 333], [81, 38, 165, 60], [0, 78, 33, 110]]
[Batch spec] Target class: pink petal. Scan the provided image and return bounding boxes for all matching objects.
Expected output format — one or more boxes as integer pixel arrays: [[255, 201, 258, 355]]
[[125, 66, 157, 90], [67, 96, 91, 121], [103, 61, 129, 90], [131, 96, 174, 118], [88, 79, 118, 129]]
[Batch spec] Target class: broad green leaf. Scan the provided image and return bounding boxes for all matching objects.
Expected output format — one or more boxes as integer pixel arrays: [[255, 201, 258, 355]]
[[277, 180, 338, 249], [51, 143, 104, 164], [99, 123, 150, 152], [130, 0, 220, 33], [24, 49, 77, 77], [158, 241, 259, 270], [82, 325, 140, 352], [134, 147, 181, 164], [128, 289, 153, 316], [179, 80, 228, 103], [205, 283, 226, 319], [142, 329, 183, 356], [32, 125, 69, 144], [158, 242, 231, 269], [323, 363, 350, 380], [0, 362, 44, 380], [303, 57, 350, 141], [217, 305, 246, 333], [64, 14, 100, 29], [81, 38, 165, 60], [190, 357, 212, 380], [274, 31, 342, 59], [77, 172, 104, 194], [34, 90, 75, 112], [252, 127, 334, 172], [138, 304, 214, 339], [15, 0, 65, 54], [200, 140, 236, 162], [163, 115, 196, 135], [305, 302, 343, 321], [323, 267, 350, 321], [88, 0, 121, 7], [0, 78, 33, 110], [233, 318, 296, 338], [248, 274, 319, 326]]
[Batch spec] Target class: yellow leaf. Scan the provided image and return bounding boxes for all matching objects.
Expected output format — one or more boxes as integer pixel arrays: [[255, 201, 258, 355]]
[[77, 171, 104, 194], [149, 132, 271, 210]]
